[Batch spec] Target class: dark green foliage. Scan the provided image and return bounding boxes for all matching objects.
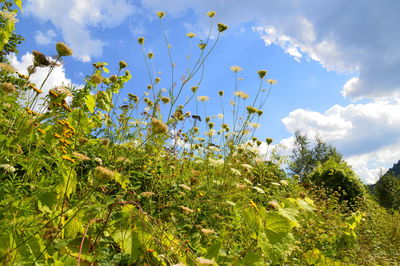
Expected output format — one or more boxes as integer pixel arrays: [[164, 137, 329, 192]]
[[373, 173, 400, 210], [307, 158, 366, 209]]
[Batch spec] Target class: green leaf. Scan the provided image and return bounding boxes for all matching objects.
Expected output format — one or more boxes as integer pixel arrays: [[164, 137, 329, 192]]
[[114, 172, 129, 190], [205, 240, 221, 260], [14, 0, 23, 11], [241, 251, 264, 265], [265, 211, 293, 234], [37, 191, 58, 213], [84, 94, 96, 113], [130, 230, 141, 263]]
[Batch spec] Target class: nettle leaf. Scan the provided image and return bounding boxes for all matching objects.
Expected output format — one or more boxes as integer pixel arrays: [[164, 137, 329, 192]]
[[258, 232, 295, 264], [84, 94, 96, 113], [37, 191, 58, 214], [265, 211, 293, 235]]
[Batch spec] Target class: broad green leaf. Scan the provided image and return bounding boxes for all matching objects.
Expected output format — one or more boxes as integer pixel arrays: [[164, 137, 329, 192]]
[[205, 240, 221, 259], [241, 251, 264, 265], [84, 94, 96, 113], [130, 230, 141, 263], [114, 172, 129, 190], [14, 0, 23, 11], [265, 211, 293, 234], [37, 191, 58, 213]]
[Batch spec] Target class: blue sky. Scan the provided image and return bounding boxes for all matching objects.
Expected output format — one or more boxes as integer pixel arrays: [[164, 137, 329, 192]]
[[10, 0, 400, 184]]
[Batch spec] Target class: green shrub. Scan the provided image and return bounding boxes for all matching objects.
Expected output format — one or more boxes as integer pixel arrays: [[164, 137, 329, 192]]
[[307, 157, 366, 209]]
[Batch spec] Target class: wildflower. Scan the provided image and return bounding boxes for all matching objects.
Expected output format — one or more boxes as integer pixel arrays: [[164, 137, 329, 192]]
[[249, 199, 257, 209], [186, 32, 196, 38], [53, 86, 72, 96], [161, 97, 170, 103], [230, 65, 242, 72], [201, 228, 215, 234], [179, 206, 195, 214], [156, 11, 165, 19], [49, 90, 59, 98], [17, 72, 28, 79], [151, 118, 168, 134], [217, 23, 228, 32], [140, 191, 155, 197], [267, 79, 277, 85], [94, 166, 115, 180], [197, 257, 215, 265], [246, 106, 258, 114], [218, 90, 224, 96], [91, 73, 103, 84], [217, 113, 224, 119], [0, 164, 16, 173], [205, 129, 216, 137], [179, 184, 192, 191], [208, 122, 214, 129], [198, 42, 207, 50], [94, 157, 103, 164], [56, 42, 73, 57], [37, 128, 46, 135], [233, 91, 249, 99], [248, 122, 260, 129], [207, 11, 216, 17], [119, 60, 128, 69], [197, 96, 210, 102], [138, 37, 145, 45], [253, 186, 265, 194], [257, 109, 263, 116], [32, 50, 50, 66], [62, 155, 76, 163], [257, 70, 268, 79], [1, 82, 16, 94], [147, 52, 153, 59], [280, 180, 289, 186], [271, 182, 281, 186], [241, 163, 253, 170], [226, 200, 236, 206], [267, 201, 279, 210], [266, 138, 273, 145], [155, 77, 160, 83], [209, 158, 224, 167], [230, 168, 241, 176], [236, 183, 247, 189], [0, 62, 16, 73], [72, 152, 91, 161]]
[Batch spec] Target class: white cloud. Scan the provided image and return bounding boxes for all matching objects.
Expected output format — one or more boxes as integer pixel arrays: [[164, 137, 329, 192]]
[[9, 52, 75, 110], [34, 30, 57, 45], [25, 0, 135, 62], [140, 0, 400, 99], [281, 100, 400, 183]]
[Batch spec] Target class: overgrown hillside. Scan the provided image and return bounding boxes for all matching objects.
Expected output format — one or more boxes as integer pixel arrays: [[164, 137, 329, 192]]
[[1, 1, 399, 265]]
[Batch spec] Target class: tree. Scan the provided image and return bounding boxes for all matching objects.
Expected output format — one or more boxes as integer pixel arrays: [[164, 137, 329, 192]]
[[374, 172, 400, 211], [289, 131, 343, 179]]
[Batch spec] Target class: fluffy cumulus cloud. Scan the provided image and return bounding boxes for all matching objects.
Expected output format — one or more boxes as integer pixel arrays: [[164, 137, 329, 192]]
[[9, 52, 75, 110], [34, 29, 57, 45], [140, 0, 400, 99], [281, 100, 400, 183], [25, 0, 135, 62]]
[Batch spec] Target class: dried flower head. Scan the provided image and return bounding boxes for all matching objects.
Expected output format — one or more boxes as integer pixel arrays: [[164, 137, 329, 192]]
[[0, 63, 16, 73], [94, 166, 115, 180], [200, 228, 215, 235], [179, 206, 195, 214], [72, 152, 91, 161], [109, 75, 118, 83], [257, 70, 268, 79], [138, 37, 145, 45], [1, 82, 16, 94], [186, 32, 196, 38], [53, 86, 72, 96], [140, 191, 155, 197], [230, 65, 242, 72], [217, 23, 228, 32], [91, 73, 103, 84], [155, 77, 160, 83], [56, 42, 73, 56], [32, 50, 50, 66], [151, 118, 168, 134], [119, 60, 128, 69]]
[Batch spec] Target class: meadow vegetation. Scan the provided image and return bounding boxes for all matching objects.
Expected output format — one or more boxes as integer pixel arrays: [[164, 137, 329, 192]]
[[1, 1, 399, 265]]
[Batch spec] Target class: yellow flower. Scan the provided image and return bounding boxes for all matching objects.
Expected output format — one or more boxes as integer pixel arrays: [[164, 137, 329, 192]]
[[191, 86, 198, 93], [267, 79, 277, 85], [198, 42, 207, 50], [257, 70, 268, 79], [233, 91, 249, 99], [246, 106, 258, 114], [147, 52, 153, 59], [161, 97, 170, 103], [119, 60, 128, 69], [230, 65, 242, 72], [207, 10, 216, 17], [186, 32, 196, 38], [156, 11, 165, 19], [62, 155, 76, 163], [155, 77, 160, 83], [250, 199, 258, 209], [197, 96, 210, 102], [217, 23, 228, 32]]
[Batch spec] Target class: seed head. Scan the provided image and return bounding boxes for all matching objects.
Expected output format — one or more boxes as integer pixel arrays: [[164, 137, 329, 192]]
[[91, 73, 103, 84], [94, 166, 116, 180], [257, 70, 268, 79], [0, 63, 16, 73], [267, 79, 277, 85], [56, 42, 73, 56], [138, 37, 145, 45], [1, 82, 16, 94], [217, 23, 228, 32], [32, 50, 50, 66], [246, 106, 257, 114], [147, 52, 153, 59], [151, 118, 168, 134], [119, 60, 128, 69]]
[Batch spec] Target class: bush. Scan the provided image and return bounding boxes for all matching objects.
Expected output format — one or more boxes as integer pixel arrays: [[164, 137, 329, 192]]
[[307, 157, 366, 209]]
